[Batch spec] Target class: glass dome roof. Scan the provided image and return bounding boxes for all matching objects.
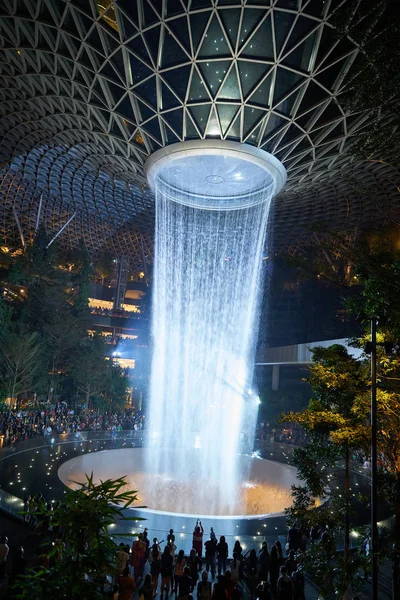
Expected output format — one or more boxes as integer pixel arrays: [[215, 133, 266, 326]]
[[0, 0, 398, 262]]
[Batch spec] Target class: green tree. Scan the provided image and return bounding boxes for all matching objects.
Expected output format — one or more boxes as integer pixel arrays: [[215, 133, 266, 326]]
[[13, 474, 142, 600], [289, 228, 400, 595], [93, 252, 114, 285], [72, 336, 110, 410], [0, 330, 43, 409], [281, 344, 369, 597]]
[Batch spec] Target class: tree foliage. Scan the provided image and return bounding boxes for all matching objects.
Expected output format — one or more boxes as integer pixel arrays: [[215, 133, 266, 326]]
[[13, 474, 143, 600], [71, 336, 127, 411], [0, 330, 43, 405], [0, 229, 127, 412]]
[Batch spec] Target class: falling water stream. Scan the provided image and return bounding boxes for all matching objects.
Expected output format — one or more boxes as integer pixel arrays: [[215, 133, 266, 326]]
[[145, 154, 277, 516]]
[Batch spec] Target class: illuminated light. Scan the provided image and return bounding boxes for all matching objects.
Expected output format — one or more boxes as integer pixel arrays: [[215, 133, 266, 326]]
[[350, 530, 359, 538]]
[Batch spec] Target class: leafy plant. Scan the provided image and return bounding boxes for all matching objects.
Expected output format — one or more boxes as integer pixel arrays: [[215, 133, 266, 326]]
[[13, 474, 144, 600]]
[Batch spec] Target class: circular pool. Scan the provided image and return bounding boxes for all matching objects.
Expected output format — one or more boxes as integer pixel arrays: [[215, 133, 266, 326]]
[[58, 447, 301, 518]]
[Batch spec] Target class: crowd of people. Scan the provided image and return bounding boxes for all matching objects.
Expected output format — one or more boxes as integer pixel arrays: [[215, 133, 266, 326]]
[[255, 423, 307, 447], [0, 406, 145, 446], [113, 522, 306, 600], [90, 306, 141, 319]]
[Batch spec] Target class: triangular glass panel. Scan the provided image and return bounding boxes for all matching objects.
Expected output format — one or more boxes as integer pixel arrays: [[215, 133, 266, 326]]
[[238, 60, 269, 99], [137, 98, 156, 122], [310, 121, 344, 145], [273, 68, 303, 106], [91, 79, 108, 107], [313, 99, 342, 129], [110, 49, 126, 84], [162, 65, 191, 102], [303, 0, 326, 18], [117, 0, 139, 28], [185, 112, 200, 139], [198, 61, 231, 98], [273, 11, 295, 57], [86, 46, 102, 71], [188, 68, 210, 103], [116, 115, 135, 138], [345, 112, 368, 134], [190, 11, 212, 52], [314, 23, 336, 68], [274, 87, 302, 117], [110, 117, 124, 138], [226, 110, 241, 140], [243, 107, 265, 138], [167, 16, 191, 52], [217, 66, 240, 101], [316, 58, 347, 92], [120, 13, 137, 40], [247, 72, 273, 108], [198, 15, 231, 58], [245, 121, 263, 145], [132, 75, 157, 109], [280, 123, 303, 146], [143, 0, 159, 27], [286, 15, 318, 50], [131, 128, 147, 150], [74, 64, 90, 86], [99, 60, 118, 82], [290, 137, 312, 156], [115, 94, 137, 124], [38, 26, 56, 51], [166, 127, 180, 144], [166, 0, 185, 17], [191, 0, 213, 8], [219, 8, 241, 49], [62, 7, 79, 38], [106, 79, 125, 106], [216, 104, 240, 136], [143, 26, 161, 65], [241, 19, 275, 61], [297, 80, 328, 114], [205, 107, 221, 138], [163, 108, 183, 137], [150, 0, 163, 16], [86, 24, 105, 55], [188, 104, 211, 136], [13, 0, 31, 18], [262, 113, 289, 142], [74, 82, 89, 103], [143, 116, 163, 144], [127, 35, 150, 63], [282, 32, 317, 72], [160, 82, 181, 110], [161, 28, 188, 68], [238, 9, 265, 48], [62, 31, 78, 59], [128, 54, 153, 85], [102, 28, 120, 56]]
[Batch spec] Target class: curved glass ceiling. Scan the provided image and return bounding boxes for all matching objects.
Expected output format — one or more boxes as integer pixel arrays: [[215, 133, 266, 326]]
[[0, 0, 398, 262]]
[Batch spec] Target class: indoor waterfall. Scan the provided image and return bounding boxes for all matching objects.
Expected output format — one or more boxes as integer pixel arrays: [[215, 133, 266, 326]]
[[145, 159, 276, 515]]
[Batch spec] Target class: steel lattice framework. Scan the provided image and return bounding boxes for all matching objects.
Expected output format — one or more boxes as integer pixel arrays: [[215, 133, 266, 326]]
[[0, 0, 399, 267]]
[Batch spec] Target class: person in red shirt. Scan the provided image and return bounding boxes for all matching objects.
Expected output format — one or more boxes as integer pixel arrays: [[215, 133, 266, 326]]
[[118, 566, 136, 600], [193, 520, 204, 559], [131, 534, 147, 579]]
